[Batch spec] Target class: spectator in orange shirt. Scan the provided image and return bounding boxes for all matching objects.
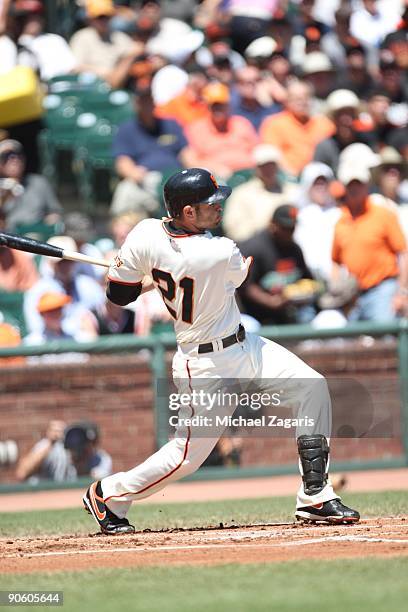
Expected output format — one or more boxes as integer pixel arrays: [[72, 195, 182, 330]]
[[185, 82, 259, 180], [332, 164, 408, 321], [259, 80, 334, 178]]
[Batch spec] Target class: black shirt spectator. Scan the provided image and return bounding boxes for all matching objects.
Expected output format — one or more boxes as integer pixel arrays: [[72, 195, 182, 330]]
[[239, 205, 313, 325]]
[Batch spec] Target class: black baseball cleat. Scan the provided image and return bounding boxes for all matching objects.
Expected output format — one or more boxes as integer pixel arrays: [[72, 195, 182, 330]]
[[295, 499, 360, 524], [83, 481, 135, 535]]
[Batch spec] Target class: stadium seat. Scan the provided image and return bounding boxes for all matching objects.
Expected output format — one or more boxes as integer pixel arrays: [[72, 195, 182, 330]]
[[76, 89, 134, 125], [74, 119, 117, 210], [40, 87, 133, 194], [47, 73, 103, 95], [43, 96, 84, 148], [14, 221, 64, 242], [39, 96, 86, 187]]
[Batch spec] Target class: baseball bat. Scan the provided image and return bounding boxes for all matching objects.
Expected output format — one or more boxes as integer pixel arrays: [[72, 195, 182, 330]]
[[0, 231, 110, 268]]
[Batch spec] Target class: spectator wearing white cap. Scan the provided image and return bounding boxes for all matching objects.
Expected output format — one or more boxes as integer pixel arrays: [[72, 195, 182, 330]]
[[371, 147, 408, 206], [301, 52, 337, 111], [294, 162, 340, 282], [313, 89, 371, 173], [244, 35, 278, 65], [337, 142, 380, 174], [336, 141, 403, 214], [223, 144, 297, 242], [331, 162, 408, 321]]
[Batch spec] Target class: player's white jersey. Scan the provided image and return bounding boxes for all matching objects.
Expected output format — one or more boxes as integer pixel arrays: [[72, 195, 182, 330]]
[[108, 218, 252, 344]]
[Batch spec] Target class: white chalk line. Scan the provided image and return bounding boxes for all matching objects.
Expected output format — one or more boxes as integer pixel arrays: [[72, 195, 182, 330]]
[[5, 534, 408, 560], [195, 527, 408, 542]]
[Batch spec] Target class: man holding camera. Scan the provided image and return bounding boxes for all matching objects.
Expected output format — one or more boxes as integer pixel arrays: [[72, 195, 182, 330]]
[[0, 139, 62, 231], [15, 420, 112, 483]]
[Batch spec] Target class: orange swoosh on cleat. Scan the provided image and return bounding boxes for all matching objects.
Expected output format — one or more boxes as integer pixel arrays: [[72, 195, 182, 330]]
[[90, 482, 106, 520], [312, 503, 324, 510]]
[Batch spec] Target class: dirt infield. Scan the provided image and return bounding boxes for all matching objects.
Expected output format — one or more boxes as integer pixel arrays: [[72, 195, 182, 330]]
[[1, 517, 407, 574]]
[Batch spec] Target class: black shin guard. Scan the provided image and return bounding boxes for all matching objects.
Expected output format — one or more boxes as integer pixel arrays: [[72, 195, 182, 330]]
[[297, 435, 329, 495]]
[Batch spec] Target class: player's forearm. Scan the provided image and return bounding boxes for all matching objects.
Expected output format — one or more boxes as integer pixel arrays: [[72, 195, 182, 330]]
[[140, 276, 155, 294]]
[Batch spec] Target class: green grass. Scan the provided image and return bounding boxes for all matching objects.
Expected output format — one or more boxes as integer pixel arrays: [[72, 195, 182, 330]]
[[0, 559, 407, 612], [0, 490, 407, 537], [1, 491, 407, 611]]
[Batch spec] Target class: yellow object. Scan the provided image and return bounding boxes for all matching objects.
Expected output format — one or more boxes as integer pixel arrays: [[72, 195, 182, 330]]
[[0, 67, 44, 128], [283, 279, 322, 300], [86, 0, 115, 18]]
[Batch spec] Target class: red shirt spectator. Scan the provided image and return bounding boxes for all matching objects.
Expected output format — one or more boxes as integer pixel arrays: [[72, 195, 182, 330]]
[[185, 82, 258, 179]]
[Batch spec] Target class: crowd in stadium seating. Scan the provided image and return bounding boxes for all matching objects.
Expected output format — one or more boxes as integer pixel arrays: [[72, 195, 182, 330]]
[[1, 0, 408, 354]]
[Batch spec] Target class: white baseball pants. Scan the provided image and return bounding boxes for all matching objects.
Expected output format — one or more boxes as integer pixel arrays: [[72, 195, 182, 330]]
[[101, 332, 337, 518]]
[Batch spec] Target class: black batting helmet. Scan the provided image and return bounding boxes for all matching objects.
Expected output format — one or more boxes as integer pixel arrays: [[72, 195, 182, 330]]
[[163, 168, 232, 218]]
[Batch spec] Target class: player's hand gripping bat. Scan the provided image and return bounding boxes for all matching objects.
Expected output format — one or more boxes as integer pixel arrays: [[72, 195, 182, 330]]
[[0, 231, 110, 268]]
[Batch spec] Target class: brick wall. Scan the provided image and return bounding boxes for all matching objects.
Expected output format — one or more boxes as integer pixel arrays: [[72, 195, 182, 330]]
[[0, 354, 155, 483], [0, 340, 405, 483]]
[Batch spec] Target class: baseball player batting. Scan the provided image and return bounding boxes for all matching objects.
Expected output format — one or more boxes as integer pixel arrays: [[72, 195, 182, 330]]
[[83, 168, 360, 534]]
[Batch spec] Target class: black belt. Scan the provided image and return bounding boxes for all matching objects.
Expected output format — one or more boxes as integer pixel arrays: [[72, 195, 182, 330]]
[[198, 325, 246, 354]]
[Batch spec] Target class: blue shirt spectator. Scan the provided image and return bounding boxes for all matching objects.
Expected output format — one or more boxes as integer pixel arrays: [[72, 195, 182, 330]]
[[110, 83, 193, 216], [112, 116, 188, 172]]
